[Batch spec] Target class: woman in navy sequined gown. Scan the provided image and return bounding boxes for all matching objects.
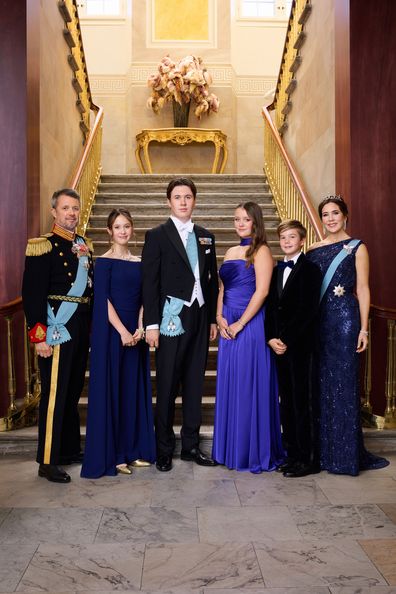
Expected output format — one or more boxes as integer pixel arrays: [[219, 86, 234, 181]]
[[81, 209, 155, 478], [212, 202, 284, 473], [307, 196, 388, 475]]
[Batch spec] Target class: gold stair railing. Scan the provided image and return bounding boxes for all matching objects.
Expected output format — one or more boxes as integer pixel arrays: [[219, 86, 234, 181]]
[[262, 105, 324, 248], [0, 299, 41, 431], [0, 1, 102, 431], [362, 306, 396, 430]]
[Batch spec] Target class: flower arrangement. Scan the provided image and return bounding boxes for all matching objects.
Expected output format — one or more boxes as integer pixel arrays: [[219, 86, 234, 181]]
[[147, 55, 220, 119]]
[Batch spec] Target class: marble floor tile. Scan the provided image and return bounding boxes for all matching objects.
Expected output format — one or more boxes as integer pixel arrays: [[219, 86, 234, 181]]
[[150, 478, 240, 508], [198, 505, 301, 542], [315, 476, 396, 504], [0, 476, 153, 509], [192, 463, 283, 482], [0, 544, 38, 593], [16, 543, 144, 592], [235, 477, 329, 506], [379, 504, 396, 524], [0, 507, 11, 526], [95, 506, 198, 543], [0, 507, 103, 544], [289, 504, 396, 539], [330, 586, 396, 594], [204, 586, 330, 594], [142, 542, 263, 591], [254, 538, 385, 588], [359, 539, 396, 586]]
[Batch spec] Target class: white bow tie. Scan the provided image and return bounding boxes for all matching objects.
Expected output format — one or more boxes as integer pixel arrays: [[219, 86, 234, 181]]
[[179, 222, 194, 234]]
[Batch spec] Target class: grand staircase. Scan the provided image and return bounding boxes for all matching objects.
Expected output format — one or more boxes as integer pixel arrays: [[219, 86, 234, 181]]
[[82, 173, 282, 429]]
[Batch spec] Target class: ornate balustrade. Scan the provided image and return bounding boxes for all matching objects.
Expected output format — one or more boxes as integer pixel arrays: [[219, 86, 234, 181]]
[[362, 306, 396, 429], [271, 0, 312, 135], [262, 105, 324, 248], [0, 299, 41, 431]]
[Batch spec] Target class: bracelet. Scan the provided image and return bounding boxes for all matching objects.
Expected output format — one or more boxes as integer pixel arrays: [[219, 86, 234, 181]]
[[216, 314, 223, 319], [237, 319, 245, 328], [139, 328, 145, 338], [359, 330, 369, 336]]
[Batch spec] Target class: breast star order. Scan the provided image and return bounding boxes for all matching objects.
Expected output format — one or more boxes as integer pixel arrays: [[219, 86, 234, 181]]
[[333, 284, 345, 297]]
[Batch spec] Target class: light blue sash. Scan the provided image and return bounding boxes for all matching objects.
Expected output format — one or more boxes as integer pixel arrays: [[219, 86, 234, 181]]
[[160, 297, 185, 337], [46, 238, 89, 345], [319, 239, 360, 303]]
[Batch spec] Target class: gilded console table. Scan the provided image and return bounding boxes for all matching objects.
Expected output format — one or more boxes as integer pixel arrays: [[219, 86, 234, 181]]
[[135, 128, 228, 174]]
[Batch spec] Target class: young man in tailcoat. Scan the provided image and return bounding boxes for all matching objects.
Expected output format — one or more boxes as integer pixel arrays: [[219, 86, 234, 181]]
[[142, 178, 218, 472], [22, 188, 93, 483]]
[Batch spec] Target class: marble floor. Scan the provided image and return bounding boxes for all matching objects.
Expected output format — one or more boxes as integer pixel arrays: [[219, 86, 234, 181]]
[[0, 452, 396, 594]]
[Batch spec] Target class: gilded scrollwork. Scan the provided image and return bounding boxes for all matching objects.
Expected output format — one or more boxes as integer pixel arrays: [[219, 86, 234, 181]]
[[135, 128, 228, 174]]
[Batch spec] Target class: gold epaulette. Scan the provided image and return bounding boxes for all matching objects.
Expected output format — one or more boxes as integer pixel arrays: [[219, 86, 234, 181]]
[[25, 237, 53, 257], [84, 237, 94, 253]]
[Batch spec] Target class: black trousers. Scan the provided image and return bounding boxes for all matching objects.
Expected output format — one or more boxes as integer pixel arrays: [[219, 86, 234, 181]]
[[155, 300, 209, 456], [275, 348, 318, 466], [36, 311, 90, 465]]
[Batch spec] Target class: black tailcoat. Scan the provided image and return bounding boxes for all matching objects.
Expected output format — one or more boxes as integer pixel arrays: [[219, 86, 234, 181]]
[[142, 218, 218, 456]]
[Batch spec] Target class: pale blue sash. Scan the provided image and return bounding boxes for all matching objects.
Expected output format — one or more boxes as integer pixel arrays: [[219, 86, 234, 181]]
[[46, 238, 89, 345], [319, 239, 360, 303], [160, 297, 185, 337]]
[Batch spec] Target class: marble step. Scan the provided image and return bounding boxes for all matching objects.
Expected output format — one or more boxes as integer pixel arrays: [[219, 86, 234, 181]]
[[101, 173, 267, 184], [92, 201, 277, 216], [97, 182, 271, 193], [89, 213, 279, 230], [1, 426, 395, 456]]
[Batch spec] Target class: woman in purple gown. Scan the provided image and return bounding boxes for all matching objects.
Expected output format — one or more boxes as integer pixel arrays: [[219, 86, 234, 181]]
[[307, 195, 388, 475], [81, 209, 155, 478], [212, 202, 284, 473]]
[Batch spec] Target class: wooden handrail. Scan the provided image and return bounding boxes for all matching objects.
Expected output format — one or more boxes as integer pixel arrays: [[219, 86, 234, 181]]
[[0, 298, 22, 318], [69, 106, 104, 188], [370, 305, 396, 321], [262, 105, 324, 241]]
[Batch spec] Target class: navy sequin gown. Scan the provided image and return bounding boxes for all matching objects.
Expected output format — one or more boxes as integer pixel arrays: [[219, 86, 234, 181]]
[[307, 240, 388, 475], [81, 258, 155, 478], [212, 260, 284, 473]]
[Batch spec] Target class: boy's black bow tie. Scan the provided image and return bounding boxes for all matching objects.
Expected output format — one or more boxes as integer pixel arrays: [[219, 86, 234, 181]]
[[278, 260, 294, 269]]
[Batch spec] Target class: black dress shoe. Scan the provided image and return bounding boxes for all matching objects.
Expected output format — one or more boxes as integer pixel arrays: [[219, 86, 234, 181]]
[[283, 462, 321, 478], [275, 460, 295, 473], [180, 448, 218, 466], [59, 452, 84, 465], [156, 455, 172, 472], [38, 464, 71, 483]]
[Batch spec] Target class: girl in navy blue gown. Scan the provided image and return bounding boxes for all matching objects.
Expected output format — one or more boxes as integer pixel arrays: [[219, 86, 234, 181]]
[[81, 209, 155, 478], [212, 202, 284, 473], [307, 196, 388, 475]]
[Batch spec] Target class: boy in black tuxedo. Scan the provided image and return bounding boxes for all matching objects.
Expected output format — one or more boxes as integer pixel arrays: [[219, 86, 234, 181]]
[[142, 178, 219, 472], [265, 220, 322, 477]]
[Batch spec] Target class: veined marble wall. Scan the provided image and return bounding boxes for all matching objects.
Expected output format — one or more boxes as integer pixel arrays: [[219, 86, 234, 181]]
[[80, 0, 287, 174], [281, 0, 336, 206]]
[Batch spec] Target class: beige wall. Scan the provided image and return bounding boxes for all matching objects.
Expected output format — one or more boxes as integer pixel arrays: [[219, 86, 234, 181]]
[[282, 0, 336, 206], [40, 1, 84, 231], [81, 0, 287, 174]]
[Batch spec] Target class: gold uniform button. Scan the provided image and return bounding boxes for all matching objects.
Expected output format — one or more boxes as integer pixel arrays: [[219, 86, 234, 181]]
[[59, 252, 63, 256], [64, 262, 68, 267], [55, 243, 59, 247], [68, 272, 72, 277]]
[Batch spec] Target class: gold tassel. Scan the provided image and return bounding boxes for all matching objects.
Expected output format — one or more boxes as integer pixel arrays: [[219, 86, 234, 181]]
[[25, 237, 53, 257]]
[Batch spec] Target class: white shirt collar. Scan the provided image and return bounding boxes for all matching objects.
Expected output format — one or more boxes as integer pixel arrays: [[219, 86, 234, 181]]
[[171, 216, 194, 234], [284, 251, 302, 264]]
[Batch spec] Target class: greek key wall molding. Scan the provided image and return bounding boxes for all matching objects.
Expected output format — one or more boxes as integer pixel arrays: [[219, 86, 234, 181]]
[[89, 76, 127, 95], [90, 69, 276, 99], [233, 75, 277, 96]]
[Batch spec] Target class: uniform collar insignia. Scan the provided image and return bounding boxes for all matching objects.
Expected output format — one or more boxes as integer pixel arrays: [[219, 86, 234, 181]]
[[52, 223, 75, 241]]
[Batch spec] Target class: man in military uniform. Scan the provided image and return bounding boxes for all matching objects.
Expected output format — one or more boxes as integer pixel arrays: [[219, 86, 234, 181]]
[[22, 188, 93, 483]]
